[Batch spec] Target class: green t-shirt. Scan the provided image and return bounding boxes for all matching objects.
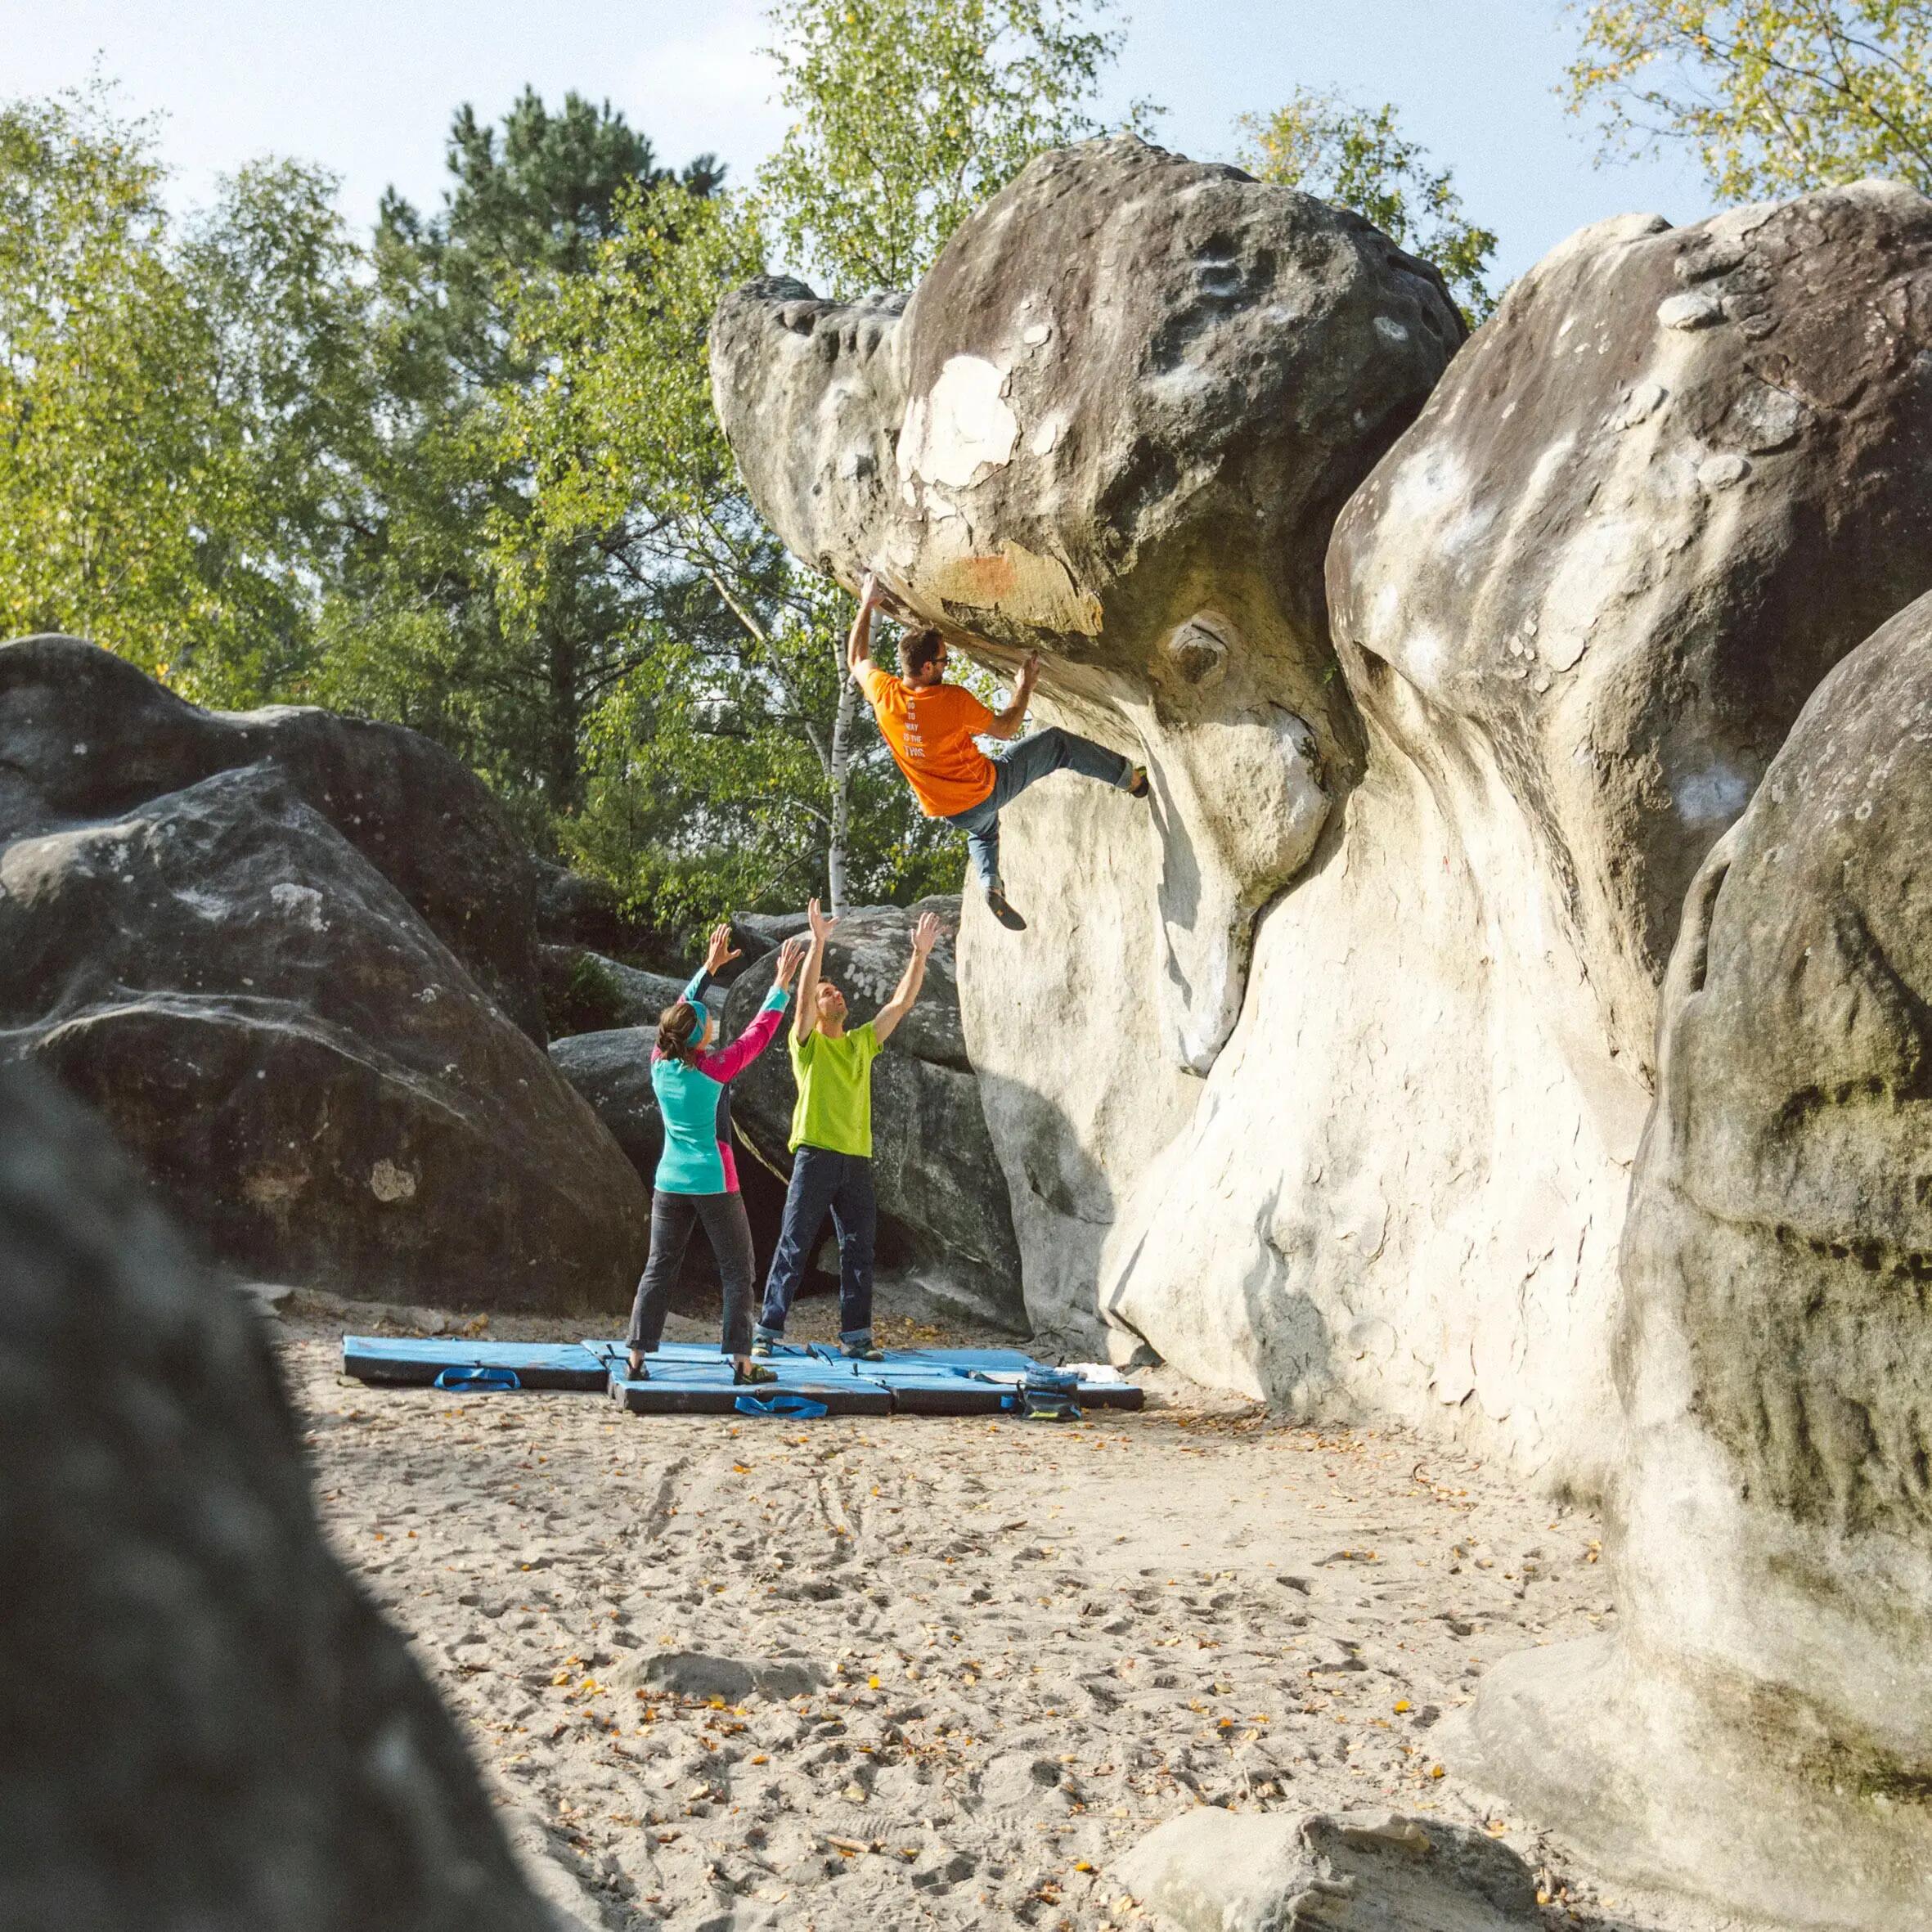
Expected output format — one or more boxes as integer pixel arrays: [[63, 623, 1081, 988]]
[[789, 1022, 881, 1157]]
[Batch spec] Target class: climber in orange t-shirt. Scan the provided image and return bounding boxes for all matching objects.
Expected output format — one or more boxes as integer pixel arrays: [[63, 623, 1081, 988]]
[[848, 572, 1148, 931]]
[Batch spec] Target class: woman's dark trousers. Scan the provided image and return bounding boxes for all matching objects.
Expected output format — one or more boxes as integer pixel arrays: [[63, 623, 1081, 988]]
[[627, 1188, 756, 1356]]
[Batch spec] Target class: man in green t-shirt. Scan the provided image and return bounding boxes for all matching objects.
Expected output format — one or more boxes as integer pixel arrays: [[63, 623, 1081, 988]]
[[753, 896, 941, 1360]]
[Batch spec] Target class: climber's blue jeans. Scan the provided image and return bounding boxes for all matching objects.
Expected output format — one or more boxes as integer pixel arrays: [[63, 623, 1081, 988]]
[[944, 726, 1134, 893]]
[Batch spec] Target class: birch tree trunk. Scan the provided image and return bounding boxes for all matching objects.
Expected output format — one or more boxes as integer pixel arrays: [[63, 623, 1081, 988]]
[[826, 666, 859, 913]]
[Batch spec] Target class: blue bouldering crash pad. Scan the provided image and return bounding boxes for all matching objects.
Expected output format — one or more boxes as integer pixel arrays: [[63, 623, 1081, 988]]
[[341, 1336, 609, 1391], [340, 1334, 1143, 1416], [603, 1354, 892, 1417]]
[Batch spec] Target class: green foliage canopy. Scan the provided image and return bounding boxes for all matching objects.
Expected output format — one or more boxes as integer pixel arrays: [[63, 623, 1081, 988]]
[[759, 0, 1154, 296], [1236, 90, 1498, 320], [1566, 1, 1932, 200], [500, 180, 957, 923], [0, 89, 372, 703]]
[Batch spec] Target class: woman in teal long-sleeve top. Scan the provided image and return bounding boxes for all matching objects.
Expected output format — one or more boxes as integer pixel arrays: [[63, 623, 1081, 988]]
[[626, 926, 806, 1382]]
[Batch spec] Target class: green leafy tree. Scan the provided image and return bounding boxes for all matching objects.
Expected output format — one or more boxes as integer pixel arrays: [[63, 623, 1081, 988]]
[[759, 0, 1156, 296], [0, 88, 213, 675], [312, 90, 716, 836], [1236, 90, 1498, 320], [501, 181, 955, 922], [0, 86, 374, 703], [1565, 0, 1932, 200], [173, 158, 380, 703]]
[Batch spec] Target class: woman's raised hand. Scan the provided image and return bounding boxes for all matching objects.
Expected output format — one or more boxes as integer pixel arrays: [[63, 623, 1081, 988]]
[[703, 922, 742, 975], [773, 936, 808, 990]]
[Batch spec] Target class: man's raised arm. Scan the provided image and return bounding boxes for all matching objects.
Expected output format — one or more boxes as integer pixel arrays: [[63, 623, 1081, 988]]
[[982, 649, 1040, 741], [847, 572, 887, 682], [874, 911, 941, 1045], [793, 896, 837, 1045]]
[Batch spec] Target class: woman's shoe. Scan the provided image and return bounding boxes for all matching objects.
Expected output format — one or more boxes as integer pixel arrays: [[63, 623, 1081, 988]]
[[626, 1352, 647, 1380], [733, 1359, 778, 1386], [1126, 766, 1150, 798]]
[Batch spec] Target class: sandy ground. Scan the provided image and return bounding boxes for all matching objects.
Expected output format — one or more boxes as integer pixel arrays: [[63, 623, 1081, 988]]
[[274, 1292, 1771, 1932]]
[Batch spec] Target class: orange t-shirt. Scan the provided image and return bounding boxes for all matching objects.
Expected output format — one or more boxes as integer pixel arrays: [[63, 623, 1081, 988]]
[[857, 661, 997, 817]]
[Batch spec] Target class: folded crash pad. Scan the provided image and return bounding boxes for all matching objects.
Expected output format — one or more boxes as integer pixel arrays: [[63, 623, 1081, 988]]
[[341, 1336, 609, 1391], [604, 1354, 892, 1417]]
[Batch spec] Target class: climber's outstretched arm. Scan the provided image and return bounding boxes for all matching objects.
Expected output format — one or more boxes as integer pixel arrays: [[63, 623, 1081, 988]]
[[982, 650, 1040, 741], [847, 572, 887, 681], [874, 912, 941, 1045], [794, 897, 836, 1045]]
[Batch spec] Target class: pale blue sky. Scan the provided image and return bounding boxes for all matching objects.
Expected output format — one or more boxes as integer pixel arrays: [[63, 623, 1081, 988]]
[[7, 0, 1714, 285]]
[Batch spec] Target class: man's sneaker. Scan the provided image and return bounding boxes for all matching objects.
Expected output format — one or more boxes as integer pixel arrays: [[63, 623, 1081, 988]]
[[841, 1339, 886, 1362], [985, 887, 1027, 932], [750, 1337, 779, 1358], [1126, 766, 1150, 798]]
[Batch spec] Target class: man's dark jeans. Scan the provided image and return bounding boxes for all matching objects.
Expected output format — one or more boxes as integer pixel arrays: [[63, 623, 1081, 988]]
[[627, 1188, 756, 1356], [757, 1146, 876, 1346], [943, 725, 1133, 894]]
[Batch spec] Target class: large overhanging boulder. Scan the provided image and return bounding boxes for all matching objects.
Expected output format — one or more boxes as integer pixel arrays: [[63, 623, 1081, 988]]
[[713, 134, 1465, 1073], [1104, 178, 1932, 1476], [1453, 586, 1932, 1928], [0, 1060, 554, 1931], [716, 140, 1932, 1478], [0, 638, 649, 1315]]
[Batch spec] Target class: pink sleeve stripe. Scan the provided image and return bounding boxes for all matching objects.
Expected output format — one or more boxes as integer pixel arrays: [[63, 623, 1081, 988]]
[[698, 1004, 784, 1083]]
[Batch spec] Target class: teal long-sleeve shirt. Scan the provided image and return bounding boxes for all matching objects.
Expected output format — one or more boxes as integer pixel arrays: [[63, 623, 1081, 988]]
[[649, 971, 789, 1193]]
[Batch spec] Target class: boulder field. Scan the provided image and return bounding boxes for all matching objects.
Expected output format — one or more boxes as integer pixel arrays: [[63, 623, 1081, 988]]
[[714, 133, 1932, 1921], [0, 637, 649, 1315]]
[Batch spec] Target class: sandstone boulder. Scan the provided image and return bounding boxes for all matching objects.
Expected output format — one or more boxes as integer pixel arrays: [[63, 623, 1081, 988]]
[[1104, 177, 1932, 1473], [546, 1028, 664, 1178], [719, 142, 1932, 1476], [1116, 1807, 1537, 1932], [1454, 586, 1932, 1928], [0, 1060, 553, 1932], [714, 134, 1464, 1073], [2, 636, 545, 1039], [721, 900, 1024, 1328], [0, 643, 649, 1314]]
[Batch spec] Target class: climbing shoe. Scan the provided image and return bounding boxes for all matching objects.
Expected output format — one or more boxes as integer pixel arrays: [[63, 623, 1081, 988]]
[[749, 1337, 778, 1358], [733, 1359, 778, 1386], [985, 887, 1027, 932], [625, 1354, 648, 1381], [1126, 766, 1150, 798], [841, 1340, 887, 1362]]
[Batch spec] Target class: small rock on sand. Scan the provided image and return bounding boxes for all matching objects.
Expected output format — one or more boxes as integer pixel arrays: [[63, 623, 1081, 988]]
[[605, 1650, 824, 1703], [1116, 1806, 1539, 1932]]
